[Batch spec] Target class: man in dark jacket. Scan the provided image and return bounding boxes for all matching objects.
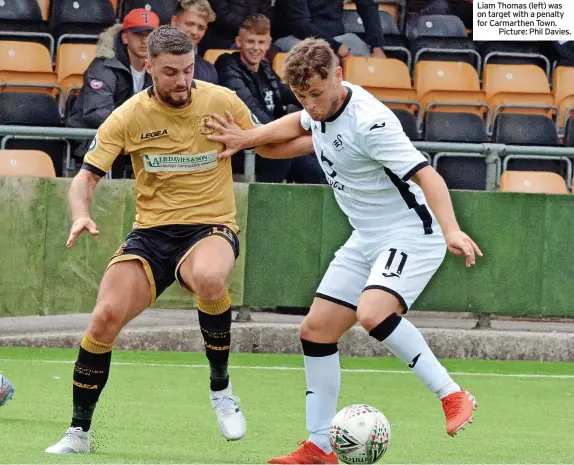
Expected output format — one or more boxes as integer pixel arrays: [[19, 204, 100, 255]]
[[199, 0, 274, 55], [171, 0, 218, 84], [272, 0, 386, 59], [65, 9, 159, 176], [215, 14, 325, 184]]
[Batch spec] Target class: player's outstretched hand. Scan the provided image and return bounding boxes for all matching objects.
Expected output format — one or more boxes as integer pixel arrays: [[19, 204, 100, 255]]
[[207, 111, 248, 159], [66, 216, 99, 248], [445, 230, 483, 268]]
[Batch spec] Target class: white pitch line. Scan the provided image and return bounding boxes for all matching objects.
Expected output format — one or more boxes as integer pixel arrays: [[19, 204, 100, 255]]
[[0, 358, 572, 379]]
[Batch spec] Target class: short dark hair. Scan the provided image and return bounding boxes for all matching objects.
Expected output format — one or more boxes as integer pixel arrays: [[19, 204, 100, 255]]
[[147, 25, 196, 59], [240, 13, 271, 35], [283, 38, 337, 90]]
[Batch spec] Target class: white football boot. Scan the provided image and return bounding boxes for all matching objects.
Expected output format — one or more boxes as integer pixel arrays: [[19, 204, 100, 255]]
[[45, 427, 91, 454], [210, 383, 247, 441]]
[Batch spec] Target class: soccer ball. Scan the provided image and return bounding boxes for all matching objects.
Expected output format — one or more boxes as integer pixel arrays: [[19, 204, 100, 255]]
[[329, 404, 391, 464]]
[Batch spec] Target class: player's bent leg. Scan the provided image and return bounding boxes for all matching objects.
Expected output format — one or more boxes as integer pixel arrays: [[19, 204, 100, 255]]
[[178, 235, 246, 441], [358, 248, 477, 437], [268, 298, 356, 465], [46, 260, 152, 454]]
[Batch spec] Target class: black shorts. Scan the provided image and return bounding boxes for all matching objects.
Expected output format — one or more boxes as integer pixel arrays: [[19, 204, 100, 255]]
[[107, 224, 239, 303]]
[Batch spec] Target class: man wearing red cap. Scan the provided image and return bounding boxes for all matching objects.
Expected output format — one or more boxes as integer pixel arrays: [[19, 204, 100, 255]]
[[65, 8, 160, 177]]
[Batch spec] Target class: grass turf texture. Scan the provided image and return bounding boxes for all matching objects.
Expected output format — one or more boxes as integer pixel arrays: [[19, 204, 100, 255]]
[[0, 348, 572, 464]]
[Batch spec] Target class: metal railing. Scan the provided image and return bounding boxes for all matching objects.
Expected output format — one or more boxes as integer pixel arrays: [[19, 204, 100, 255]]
[[1, 125, 574, 188]]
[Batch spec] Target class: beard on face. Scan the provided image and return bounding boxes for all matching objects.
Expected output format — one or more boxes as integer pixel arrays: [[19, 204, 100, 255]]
[[154, 80, 190, 108]]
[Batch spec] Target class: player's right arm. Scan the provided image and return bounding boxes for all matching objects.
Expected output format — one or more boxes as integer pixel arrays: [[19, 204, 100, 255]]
[[66, 112, 126, 248], [207, 110, 310, 159]]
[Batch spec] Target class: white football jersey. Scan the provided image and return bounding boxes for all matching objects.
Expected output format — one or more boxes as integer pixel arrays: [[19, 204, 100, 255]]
[[300, 82, 438, 237]]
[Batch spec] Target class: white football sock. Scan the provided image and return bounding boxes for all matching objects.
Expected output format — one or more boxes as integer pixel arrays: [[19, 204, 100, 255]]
[[305, 352, 340, 454], [376, 316, 460, 399]]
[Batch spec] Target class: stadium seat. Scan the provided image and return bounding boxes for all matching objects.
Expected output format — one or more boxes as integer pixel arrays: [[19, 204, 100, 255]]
[[499, 171, 568, 194], [426, 112, 490, 191], [391, 109, 419, 140], [343, 57, 418, 114], [552, 66, 574, 128], [0, 0, 53, 56], [56, 43, 97, 105], [483, 64, 556, 124], [121, 0, 179, 24], [0, 92, 66, 176], [51, 0, 116, 46], [0, 41, 58, 95], [410, 37, 479, 70], [494, 113, 568, 180], [0, 149, 56, 177], [479, 41, 551, 77], [406, 15, 467, 41], [493, 113, 558, 146], [203, 49, 233, 65], [343, 1, 400, 23], [424, 112, 487, 143], [272, 52, 287, 80], [414, 61, 487, 121]]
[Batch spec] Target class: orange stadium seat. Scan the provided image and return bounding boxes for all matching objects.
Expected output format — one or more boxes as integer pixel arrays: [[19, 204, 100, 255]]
[[0, 41, 58, 95], [343, 1, 400, 23], [56, 43, 97, 103], [499, 171, 568, 194], [343, 57, 418, 114], [272, 52, 287, 80], [36, 0, 50, 21], [552, 66, 574, 129], [483, 64, 556, 123], [203, 49, 234, 64], [414, 61, 487, 120], [0, 150, 56, 177]]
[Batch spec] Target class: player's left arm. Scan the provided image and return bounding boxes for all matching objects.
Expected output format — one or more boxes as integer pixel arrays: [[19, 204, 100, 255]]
[[362, 113, 483, 267], [410, 166, 483, 267]]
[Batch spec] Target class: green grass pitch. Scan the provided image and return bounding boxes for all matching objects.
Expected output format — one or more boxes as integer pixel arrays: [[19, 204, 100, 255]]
[[0, 347, 573, 464]]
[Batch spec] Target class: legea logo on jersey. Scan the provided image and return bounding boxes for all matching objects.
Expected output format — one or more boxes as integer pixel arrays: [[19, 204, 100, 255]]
[[143, 150, 218, 172], [141, 129, 168, 140]]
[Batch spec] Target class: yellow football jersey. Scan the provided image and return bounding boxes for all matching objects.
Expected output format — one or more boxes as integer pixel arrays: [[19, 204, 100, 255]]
[[83, 80, 260, 232]]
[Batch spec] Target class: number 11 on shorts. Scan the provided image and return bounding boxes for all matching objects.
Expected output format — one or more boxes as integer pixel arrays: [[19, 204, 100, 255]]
[[382, 248, 408, 278]]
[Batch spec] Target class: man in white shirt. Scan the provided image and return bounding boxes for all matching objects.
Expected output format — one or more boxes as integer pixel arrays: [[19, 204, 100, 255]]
[[207, 38, 482, 464]]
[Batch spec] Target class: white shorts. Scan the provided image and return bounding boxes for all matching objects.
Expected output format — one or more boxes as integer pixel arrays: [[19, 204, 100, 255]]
[[316, 230, 447, 312]]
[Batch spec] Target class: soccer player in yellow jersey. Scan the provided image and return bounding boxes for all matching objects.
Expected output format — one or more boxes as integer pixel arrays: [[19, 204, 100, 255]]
[[45, 26, 262, 454]]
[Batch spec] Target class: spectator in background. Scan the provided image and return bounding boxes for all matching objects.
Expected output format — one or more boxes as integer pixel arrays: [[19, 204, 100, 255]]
[[215, 14, 325, 184], [65, 9, 159, 177], [272, 0, 386, 60], [171, 0, 218, 84], [198, 0, 274, 55]]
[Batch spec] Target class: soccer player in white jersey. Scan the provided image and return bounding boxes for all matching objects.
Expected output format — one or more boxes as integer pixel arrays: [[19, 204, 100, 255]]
[[207, 38, 483, 464]]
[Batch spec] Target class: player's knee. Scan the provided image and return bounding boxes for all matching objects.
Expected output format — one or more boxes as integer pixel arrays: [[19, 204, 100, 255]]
[[356, 306, 399, 332], [300, 315, 332, 342], [89, 301, 124, 342], [191, 271, 226, 301]]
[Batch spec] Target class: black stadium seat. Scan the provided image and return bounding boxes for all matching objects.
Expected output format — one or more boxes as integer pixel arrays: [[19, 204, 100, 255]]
[[493, 114, 567, 179], [493, 114, 558, 146], [425, 112, 489, 191], [51, 0, 116, 45], [0, 92, 67, 176], [121, 0, 179, 25], [392, 109, 419, 140], [406, 15, 467, 41], [0, 0, 52, 53]]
